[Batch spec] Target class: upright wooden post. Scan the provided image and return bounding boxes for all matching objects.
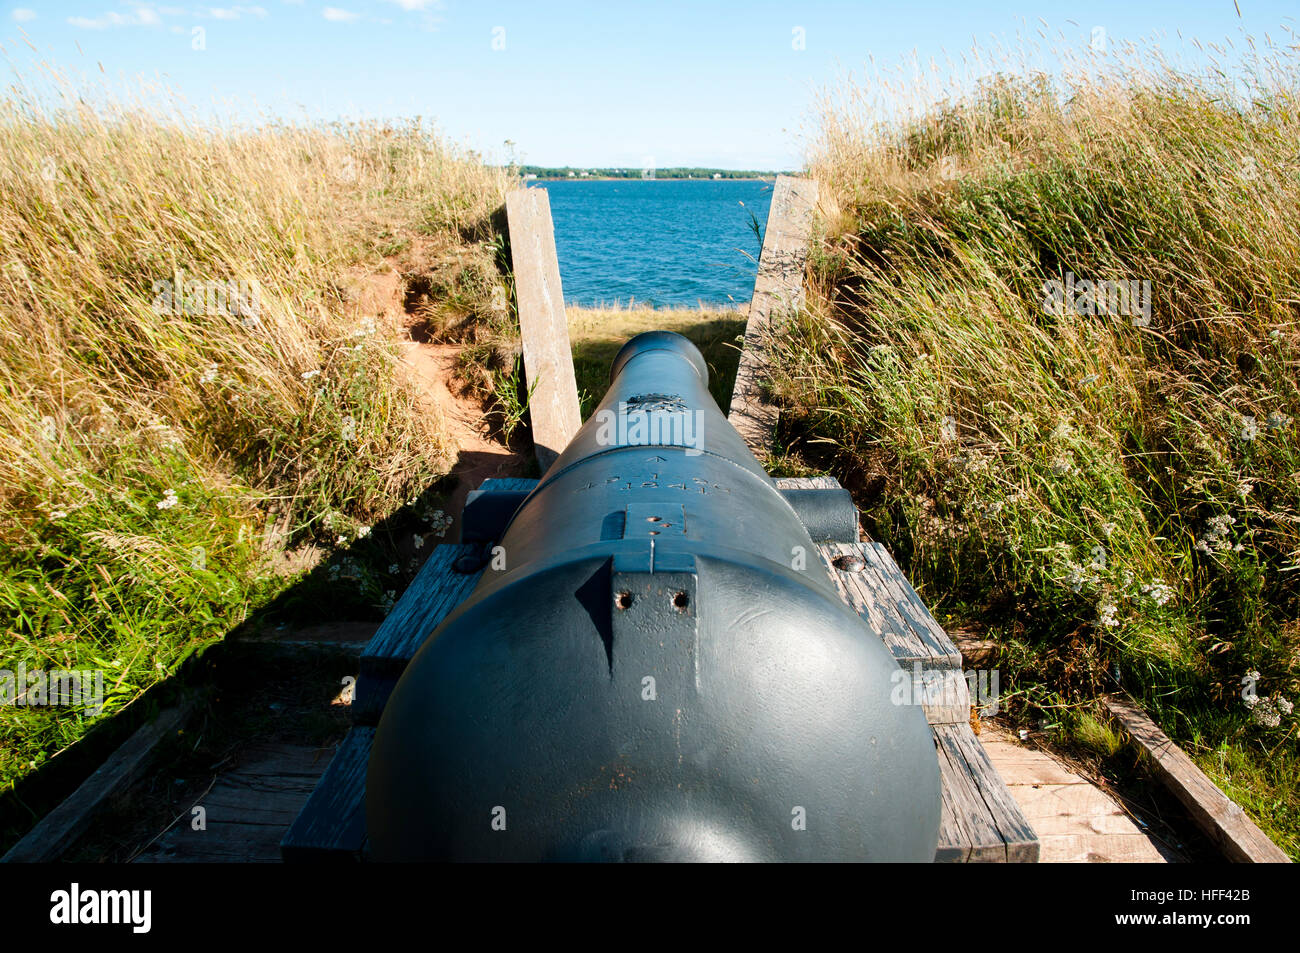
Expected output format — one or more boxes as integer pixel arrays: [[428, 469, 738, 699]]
[[505, 187, 582, 472], [728, 174, 818, 457]]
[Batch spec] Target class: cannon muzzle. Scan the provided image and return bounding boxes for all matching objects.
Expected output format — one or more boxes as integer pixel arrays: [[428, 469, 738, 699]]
[[367, 331, 941, 861]]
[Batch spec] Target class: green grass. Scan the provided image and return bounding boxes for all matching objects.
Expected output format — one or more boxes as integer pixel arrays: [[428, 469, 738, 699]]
[[0, 67, 513, 792], [774, 45, 1300, 855], [567, 305, 747, 419]]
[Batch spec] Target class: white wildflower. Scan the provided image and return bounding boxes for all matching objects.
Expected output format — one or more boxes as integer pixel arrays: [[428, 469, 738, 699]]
[[301, 369, 321, 381], [200, 364, 218, 384], [1237, 481, 1253, 499], [1140, 579, 1174, 606], [1239, 415, 1259, 442], [1050, 455, 1075, 476], [1266, 411, 1292, 432], [354, 317, 376, 338], [1197, 513, 1236, 554], [1098, 601, 1119, 628], [1250, 697, 1282, 728], [356, 525, 371, 539], [156, 488, 179, 510], [1064, 560, 1097, 594], [412, 533, 424, 550], [340, 415, 357, 442]]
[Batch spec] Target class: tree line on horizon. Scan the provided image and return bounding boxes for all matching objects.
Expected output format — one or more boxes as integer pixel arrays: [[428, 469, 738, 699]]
[[513, 165, 787, 179]]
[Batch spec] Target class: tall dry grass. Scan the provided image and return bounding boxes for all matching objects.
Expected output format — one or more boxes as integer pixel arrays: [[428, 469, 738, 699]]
[[0, 66, 513, 791], [777, 38, 1300, 852]]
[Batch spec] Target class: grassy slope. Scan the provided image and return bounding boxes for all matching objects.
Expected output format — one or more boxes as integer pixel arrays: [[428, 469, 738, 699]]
[[0, 72, 512, 791], [775, 56, 1300, 854], [567, 305, 747, 419]]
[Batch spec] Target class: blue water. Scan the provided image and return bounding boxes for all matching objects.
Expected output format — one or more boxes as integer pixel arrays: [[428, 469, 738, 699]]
[[528, 179, 773, 308]]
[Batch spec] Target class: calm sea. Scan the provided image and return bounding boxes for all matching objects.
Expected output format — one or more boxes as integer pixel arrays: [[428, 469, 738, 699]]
[[527, 179, 774, 308]]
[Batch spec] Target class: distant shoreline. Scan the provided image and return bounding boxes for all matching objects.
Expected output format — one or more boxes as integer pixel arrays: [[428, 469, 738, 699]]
[[527, 176, 777, 182]]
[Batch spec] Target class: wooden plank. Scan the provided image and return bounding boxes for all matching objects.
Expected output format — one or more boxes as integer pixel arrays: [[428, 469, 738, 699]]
[[136, 744, 326, 863], [934, 725, 1010, 862], [728, 175, 818, 455], [818, 542, 962, 669], [1102, 693, 1291, 863], [354, 544, 486, 725], [861, 543, 959, 665], [477, 477, 539, 494], [986, 756, 1088, 787], [818, 541, 968, 724], [935, 724, 1040, 863], [359, 544, 484, 675], [3, 697, 197, 863], [280, 729, 374, 861], [505, 187, 582, 472], [1010, 782, 1134, 821], [1039, 832, 1178, 864]]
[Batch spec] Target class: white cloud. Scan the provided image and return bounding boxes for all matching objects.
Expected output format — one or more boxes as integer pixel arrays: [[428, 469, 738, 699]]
[[382, 0, 442, 9], [322, 7, 360, 21], [11, 8, 37, 22], [69, 11, 144, 29], [198, 5, 268, 18], [68, 4, 164, 29]]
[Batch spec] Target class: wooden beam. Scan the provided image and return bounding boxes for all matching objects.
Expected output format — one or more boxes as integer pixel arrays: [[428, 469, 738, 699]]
[[505, 188, 582, 472], [2, 696, 197, 862], [728, 174, 819, 456], [280, 730, 373, 862], [1101, 693, 1291, 863]]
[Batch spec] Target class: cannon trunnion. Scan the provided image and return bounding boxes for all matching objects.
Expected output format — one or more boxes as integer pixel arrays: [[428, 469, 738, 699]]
[[366, 332, 942, 861]]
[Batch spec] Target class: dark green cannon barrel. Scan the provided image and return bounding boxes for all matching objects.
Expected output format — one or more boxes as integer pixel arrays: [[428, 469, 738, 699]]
[[367, 331, 941, 861]]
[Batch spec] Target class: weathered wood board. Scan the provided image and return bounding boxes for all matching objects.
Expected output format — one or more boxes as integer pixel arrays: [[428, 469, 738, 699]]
[[3, 697, 197, 863], [134, 744, 328, 863], [353, 543, 486, 725], [818, 541, 968, 724], [935, 724, 1040, 863], [728, 175, 818, 455], [505, 187, 582, 472], [280, 729, 373, 862], [981, 730, 1179, 863], [1102, 693, 1291, 863]]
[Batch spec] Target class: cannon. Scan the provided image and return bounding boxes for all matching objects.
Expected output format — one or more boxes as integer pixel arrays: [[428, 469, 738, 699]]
[[366, 331, 942, 861]]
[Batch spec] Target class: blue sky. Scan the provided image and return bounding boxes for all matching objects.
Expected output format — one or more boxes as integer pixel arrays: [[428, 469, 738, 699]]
[[1, 1, 1296, 169]]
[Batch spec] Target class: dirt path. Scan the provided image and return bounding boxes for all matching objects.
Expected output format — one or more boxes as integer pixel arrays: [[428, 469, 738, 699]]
[[351, 262, 528, 543], [398, 338, 527, 541]]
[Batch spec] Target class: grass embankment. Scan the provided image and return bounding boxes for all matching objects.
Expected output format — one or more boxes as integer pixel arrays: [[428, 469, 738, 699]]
[[568, 305, 747, 419], [0, 70, 512, 794], [773, 49, 1300, 854]]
